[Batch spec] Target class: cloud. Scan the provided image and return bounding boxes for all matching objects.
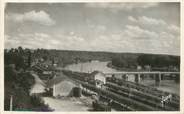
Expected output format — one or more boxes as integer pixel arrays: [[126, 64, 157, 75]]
[[128, 16, 180, 40], [5, 32, 54, 49], [124, 25, 158, 39], [4, 3, 180, 55], [35, 33, 50, 38], [82, 24, 179, 55], [127, 15, 180, 36], [167, 24, 180, 34], [5, 23, 180, 55], [85, 3, 158, 11], [128, 16, 166, 26], [6, 10, 55, 26], [5, 32, 87, 51], [128, 16, 137, 22], [139, 16, 166, 25]]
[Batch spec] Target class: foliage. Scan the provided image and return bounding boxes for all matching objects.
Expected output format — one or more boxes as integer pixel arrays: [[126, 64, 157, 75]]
[[137, 54, 180, 68], [4, 47, 52, 111], [5, 47, 180, 70], [111, 54, 179, 70]]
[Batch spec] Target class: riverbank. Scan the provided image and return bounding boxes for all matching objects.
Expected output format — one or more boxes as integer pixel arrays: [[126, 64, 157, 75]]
[[106, 62, 137, 72]]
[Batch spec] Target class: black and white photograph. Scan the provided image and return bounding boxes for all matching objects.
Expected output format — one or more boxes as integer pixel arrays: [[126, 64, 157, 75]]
[[2, 2, 181, 112]]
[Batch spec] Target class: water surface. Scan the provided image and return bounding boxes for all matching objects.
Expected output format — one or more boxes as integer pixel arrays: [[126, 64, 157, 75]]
[[65, 60, 117, 73]]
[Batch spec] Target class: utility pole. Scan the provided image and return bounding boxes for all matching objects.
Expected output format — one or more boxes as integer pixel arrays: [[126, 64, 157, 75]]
[[9, 95, 13, 111], [53, 83, 55, 97], [53, 75, 56, 97]]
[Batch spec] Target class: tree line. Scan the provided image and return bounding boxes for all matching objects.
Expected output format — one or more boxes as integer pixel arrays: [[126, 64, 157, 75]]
[[111, 54, 180, 70]]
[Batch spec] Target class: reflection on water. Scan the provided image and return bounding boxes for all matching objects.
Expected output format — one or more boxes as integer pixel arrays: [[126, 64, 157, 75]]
[[65, 60, 117, 73]]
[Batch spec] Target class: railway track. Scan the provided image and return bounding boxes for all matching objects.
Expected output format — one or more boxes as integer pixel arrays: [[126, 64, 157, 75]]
[[106, 78, 179, 103], [62, 70, 179, 111], [105, 82, 179, 111], [80, 80, 160, 111]]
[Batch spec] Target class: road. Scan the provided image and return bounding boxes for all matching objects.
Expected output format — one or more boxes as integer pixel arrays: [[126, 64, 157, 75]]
[[30, 73, 46, 95]]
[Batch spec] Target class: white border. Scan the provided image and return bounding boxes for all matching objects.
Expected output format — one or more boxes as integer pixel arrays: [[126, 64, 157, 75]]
[[0, 0, 183, 114]]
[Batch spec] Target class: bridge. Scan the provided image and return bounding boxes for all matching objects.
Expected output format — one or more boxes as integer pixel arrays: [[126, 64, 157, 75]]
[[104, 71, 180, 86], [105, 71, 179, 75], [60, 69, 180, 86]]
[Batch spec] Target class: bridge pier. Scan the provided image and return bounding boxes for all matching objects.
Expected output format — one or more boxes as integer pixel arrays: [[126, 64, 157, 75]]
[[134, 74, 141, 84], [122, 74, 128, 81], [140, 74, 144, 81], [155, 73, 161, 86], [105, 72, 179, 86], [174, 74, 180, 83], [161, 74, 164, 80]]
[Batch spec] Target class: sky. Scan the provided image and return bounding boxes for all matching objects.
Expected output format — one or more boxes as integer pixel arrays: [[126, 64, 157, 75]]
[[4, 3, 180, 55]]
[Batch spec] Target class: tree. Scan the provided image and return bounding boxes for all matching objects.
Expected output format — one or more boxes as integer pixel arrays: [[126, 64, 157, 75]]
[[111, 56, 129, 68], [18, 46, 23, 54], [27, 50, 31, 67]]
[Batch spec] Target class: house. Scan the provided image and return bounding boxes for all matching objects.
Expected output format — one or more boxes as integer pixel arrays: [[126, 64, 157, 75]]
[[53, 63, 57, 67], [53, 80, 77, 97], [144, 65, 151, 71], [125, 74, 135, 82], [43, 71, 52, 75], [90, 71, 106, 88], [137, 65, 142, 71], [46, 73, 78, 97]]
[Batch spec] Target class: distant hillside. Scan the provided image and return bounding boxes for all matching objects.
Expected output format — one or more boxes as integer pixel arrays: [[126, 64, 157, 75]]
[[5, 48, 180, 69], [30, 49, 179, 69], [31, 49, 141, 67]]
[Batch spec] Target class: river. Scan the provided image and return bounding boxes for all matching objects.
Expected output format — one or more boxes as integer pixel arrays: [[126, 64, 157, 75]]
[[64, 60, 117, 73]]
